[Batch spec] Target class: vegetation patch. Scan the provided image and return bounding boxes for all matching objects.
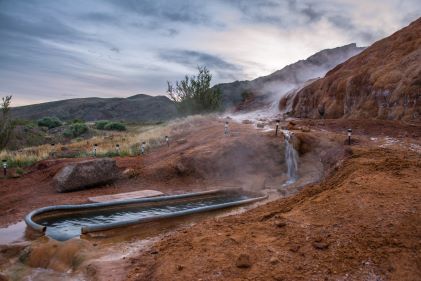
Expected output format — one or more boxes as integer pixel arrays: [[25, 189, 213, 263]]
[[63, 122, 88, 138], [95, 120, 126, 131], [37, 116, 63, 129]]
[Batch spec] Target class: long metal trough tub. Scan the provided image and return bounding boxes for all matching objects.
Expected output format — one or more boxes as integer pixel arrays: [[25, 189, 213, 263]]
[[24, 189, 267, 240]]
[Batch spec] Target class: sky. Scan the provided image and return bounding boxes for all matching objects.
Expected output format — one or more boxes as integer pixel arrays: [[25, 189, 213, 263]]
[[0, 0, 420, 106]]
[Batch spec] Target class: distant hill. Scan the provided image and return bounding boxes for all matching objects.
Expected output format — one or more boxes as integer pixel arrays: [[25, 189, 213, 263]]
[[282, 17, 421, 120], [215, 43, 365, 110], [11, 94, 178, 122]]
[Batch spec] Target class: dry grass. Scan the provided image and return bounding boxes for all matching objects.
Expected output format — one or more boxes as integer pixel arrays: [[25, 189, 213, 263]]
[[0, 115, 213, 168]]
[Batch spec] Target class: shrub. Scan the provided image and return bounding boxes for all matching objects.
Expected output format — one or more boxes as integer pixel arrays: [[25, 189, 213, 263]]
[[71, 118, 84, 124], [37, 116, 62, 129], [95, 120, 109, 130], [104, 122, 126, 131], [95, 120, 126, 131], [63, 122, 88, 138], [167, 66, 221, 115], [0, 96, 13, 150]]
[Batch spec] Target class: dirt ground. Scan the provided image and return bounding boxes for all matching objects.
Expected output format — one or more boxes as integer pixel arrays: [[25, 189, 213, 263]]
[[0, 118, 420, 281], [125, 120, 421, 281], [0, 119, 311, 227]]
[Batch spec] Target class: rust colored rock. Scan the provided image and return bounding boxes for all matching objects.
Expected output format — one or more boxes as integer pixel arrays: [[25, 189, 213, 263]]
[[312, 241, 329, 250], [176, 139, 188, 145], [236, 254, 252, 268], [53, 158, 119, 192]]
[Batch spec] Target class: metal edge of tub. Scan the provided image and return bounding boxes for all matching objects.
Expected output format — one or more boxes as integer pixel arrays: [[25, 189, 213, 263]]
[[24, 189, 246, 233], [80, 194, 268, 234]]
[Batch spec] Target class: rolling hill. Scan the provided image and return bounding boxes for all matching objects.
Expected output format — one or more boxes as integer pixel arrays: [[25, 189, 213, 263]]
[[11, 94, 178, 122]]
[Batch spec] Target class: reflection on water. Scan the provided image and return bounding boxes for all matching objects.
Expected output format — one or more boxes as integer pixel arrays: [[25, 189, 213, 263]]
[[37, 194, 250, 241], [0, 221, 26, 244]]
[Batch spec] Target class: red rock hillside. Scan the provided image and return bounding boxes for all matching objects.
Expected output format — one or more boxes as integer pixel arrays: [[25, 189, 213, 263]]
[[280, 17, 421, 121]]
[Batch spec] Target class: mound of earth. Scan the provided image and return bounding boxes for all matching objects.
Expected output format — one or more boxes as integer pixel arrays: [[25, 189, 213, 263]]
[[281, 17, 421, 120]]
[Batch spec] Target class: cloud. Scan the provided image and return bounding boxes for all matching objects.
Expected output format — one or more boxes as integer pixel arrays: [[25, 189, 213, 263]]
[[159, 49, 243, 80], [0, 0, 420, 106]]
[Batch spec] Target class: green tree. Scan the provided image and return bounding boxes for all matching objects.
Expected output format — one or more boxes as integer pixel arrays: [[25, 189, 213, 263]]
[[167, 66, 221, 115], [0, 96, 13, 150]]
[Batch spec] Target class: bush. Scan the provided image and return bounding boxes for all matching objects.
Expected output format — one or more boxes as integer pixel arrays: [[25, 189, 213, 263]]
[[104, 122, 126, 131], [63, 122, 88, 138], [95, 120, 126, 131], [167, 66, 221, 115], [71, 118, 84, 124], [37, 116, 62, 129], [95, 120, 109, 130]]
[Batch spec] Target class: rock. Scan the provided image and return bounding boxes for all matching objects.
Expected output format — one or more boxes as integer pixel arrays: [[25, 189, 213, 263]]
[[286, 122, 296, 130], [275, 221, 287, 228], [236, 254, 251, 268], [122, 168, 137, 178], [176, 139, 188, 145], [175, 162, 188, 175], [300, 126, 310, 132], [53, 158, 120, 192], [176, 264, 184, 271], [256, 123, 265, 128], [242, 120, 253, 124], [312, 241, 329, 250], [270, 256, 279, 265], [0, 273, 8, 281]]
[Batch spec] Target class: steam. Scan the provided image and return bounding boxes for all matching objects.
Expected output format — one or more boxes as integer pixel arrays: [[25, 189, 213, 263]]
[[225, 44, 365, 123]]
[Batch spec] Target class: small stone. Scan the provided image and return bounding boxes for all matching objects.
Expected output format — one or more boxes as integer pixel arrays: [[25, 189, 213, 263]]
[[176, 139, 188, 145], [177, 264, 184, 271], [289, 245, 300, 252], [236, 254, 252, 268], [270, 257, 279, 265], [275, 221, 287, 228], [312, 241, 329, 250]]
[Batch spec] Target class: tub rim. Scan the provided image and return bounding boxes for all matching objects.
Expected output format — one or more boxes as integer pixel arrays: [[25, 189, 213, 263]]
[[24, 188, 267, 236]]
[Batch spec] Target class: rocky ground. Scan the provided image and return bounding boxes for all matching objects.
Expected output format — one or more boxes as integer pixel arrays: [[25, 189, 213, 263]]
[[0, 117, 420, 281]]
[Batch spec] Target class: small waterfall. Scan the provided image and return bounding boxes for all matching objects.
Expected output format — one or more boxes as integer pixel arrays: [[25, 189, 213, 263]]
[[283, 130, 299, 185]]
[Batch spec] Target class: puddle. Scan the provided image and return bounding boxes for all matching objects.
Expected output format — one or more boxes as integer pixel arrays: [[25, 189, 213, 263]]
[[0, 221, 26, 244]]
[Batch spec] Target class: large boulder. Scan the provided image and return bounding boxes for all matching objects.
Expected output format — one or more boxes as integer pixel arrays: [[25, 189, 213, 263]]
[[53, 158, 120, 192]]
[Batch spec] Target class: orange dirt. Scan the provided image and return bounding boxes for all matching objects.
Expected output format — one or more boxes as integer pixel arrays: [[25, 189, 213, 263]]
[[125, 121, 421, 281], [1, 118, 420, 281]]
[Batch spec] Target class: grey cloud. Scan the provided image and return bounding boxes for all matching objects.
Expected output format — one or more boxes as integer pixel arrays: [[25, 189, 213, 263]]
[[159, 50, 240, 71], [78, 12, 120, 25], [301, 4, 323, 22], [159, 49, 243, 81], [110, 47, 120, 53], [107, 0, 216, 26]]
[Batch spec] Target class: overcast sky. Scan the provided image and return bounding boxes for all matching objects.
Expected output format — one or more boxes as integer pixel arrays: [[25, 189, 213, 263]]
[[1, 0, 420, 106]]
